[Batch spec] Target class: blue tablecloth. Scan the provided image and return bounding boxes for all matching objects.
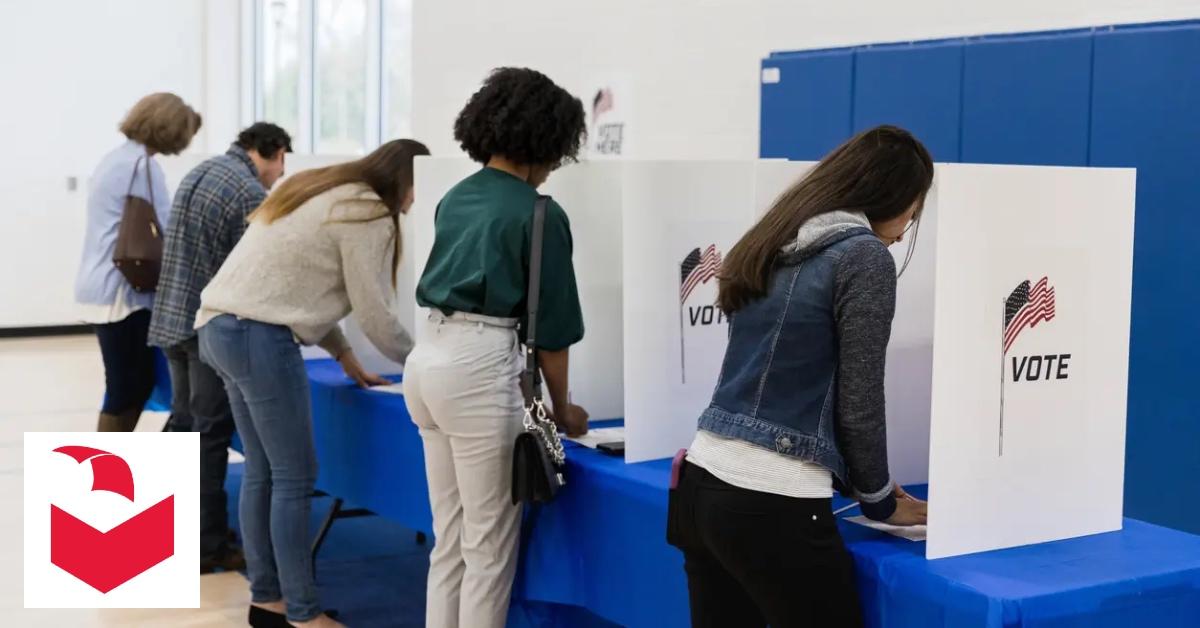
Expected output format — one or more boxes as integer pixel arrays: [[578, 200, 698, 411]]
[[305, 360, 1200, 627]]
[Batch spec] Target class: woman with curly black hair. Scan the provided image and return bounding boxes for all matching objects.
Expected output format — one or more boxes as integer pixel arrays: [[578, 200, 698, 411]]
[[404, 67, 590, 628]]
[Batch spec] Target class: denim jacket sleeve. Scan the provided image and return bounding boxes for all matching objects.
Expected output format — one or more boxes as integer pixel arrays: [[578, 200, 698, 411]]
[[832, 238, 898, 521]]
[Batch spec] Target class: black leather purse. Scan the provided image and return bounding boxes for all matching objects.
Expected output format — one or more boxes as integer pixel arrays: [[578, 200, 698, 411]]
[[511, 195, 567, 505]]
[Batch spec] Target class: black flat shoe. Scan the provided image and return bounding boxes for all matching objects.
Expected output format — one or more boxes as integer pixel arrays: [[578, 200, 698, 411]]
[[248, 605, 339, 627]]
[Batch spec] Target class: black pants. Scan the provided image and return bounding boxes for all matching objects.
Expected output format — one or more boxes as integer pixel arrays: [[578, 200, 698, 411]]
[[95, 309, 156, 416], [668, 461, 863, 628], [164, 337, 237, 558]]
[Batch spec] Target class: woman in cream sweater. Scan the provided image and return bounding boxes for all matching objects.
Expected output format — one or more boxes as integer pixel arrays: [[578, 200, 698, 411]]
[[197, 139, 428, 628]]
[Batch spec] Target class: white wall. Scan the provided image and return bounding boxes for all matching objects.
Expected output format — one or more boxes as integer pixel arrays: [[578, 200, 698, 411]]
[[202, 0, 248, 153], [0, 0, 242, 328], [411, 0, 1200, 160]]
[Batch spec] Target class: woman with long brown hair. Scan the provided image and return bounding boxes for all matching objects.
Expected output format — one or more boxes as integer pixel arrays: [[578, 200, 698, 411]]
[[668, 126, 932, 627], [196, 138, 429, 628]]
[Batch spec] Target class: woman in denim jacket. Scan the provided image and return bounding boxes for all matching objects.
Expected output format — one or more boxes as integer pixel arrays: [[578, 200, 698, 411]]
[[670, 126, 933, 628]]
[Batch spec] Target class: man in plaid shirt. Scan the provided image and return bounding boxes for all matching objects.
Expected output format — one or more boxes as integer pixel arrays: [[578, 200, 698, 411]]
[[149, 122, 292, 573]]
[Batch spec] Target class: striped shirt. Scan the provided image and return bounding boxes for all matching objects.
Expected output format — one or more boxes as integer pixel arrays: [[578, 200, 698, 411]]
[[148, 145, 265, 348]]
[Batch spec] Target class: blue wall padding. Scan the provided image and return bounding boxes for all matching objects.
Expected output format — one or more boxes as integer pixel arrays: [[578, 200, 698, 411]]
[[762, 20, 1200, 534], [1090, 22, 1200, 532], [852, 40, 964, 162], [760, 49, 854, 160], [961, 31, 1093, 166]]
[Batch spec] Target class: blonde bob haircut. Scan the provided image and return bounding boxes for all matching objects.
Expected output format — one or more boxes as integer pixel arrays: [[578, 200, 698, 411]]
[[119, 93, 202, 155]]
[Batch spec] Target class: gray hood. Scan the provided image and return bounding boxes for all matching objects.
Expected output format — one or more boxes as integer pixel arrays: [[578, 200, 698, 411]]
[[780, 210, 872, 255]]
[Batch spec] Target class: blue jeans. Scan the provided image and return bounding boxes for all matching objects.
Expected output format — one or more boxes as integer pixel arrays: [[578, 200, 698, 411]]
[[198, 314, 320, 621]]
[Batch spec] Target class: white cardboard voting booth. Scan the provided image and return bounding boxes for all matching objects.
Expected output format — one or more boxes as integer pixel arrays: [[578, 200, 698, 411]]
[[411, 157, 1135, 559], [924, 164, 1135, 558]]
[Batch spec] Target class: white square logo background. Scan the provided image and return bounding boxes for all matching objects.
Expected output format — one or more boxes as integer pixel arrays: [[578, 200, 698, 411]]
[[24, 432, 199, 608]]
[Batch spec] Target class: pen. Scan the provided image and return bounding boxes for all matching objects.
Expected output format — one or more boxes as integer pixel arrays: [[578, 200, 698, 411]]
[[833, 502, 859, 516]]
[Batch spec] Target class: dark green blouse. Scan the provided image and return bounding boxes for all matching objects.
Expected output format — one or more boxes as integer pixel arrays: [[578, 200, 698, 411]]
[[416, 167, 585, 351]]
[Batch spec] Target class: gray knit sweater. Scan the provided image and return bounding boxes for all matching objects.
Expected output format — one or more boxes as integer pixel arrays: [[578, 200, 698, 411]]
[[196, 183, 414, 364]]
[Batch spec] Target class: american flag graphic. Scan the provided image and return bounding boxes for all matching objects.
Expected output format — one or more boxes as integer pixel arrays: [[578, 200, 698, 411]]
[[999, 275, 1057, 456], [678, 244, 723, 384], [592, 87, 615, 119], [1003, 277, 1057, 354], [680, 245, 722, 303]]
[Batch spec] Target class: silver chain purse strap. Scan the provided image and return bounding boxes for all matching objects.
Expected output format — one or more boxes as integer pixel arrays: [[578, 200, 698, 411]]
[[523, 397, 566, 465]]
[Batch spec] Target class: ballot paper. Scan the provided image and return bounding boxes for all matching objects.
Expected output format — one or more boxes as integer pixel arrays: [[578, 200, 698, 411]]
[[566, 426, 626, 449], [369, 383, 406, 395], [844, 516, 927, 542]]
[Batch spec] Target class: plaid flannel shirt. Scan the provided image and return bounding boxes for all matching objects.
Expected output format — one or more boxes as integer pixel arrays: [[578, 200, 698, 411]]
[[148, 146, 266, 348]]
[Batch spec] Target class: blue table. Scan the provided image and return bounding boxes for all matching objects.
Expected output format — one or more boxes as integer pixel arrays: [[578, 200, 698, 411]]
[[305, 360, 1200, 627]]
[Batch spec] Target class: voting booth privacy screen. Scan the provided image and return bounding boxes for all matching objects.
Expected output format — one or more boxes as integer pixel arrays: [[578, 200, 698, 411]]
[[412, 157, 1135, 558], [925, 164, 1134, 558]]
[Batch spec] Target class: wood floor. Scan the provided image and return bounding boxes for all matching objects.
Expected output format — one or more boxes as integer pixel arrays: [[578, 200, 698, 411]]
[[0, 336, 250, 627]]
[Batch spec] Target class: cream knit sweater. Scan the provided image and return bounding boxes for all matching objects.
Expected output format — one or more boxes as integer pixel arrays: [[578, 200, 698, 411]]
[[195, 182, 413, 364]]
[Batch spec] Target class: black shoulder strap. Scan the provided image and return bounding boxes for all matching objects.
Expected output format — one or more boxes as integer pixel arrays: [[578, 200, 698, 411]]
[[525, 196, 550, 391]]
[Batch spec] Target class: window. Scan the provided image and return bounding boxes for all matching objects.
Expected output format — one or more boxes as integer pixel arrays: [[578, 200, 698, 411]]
[[248, 0, 413, 154], [261, 0, 303, 143], [383, 0, 413, 140], [315, 0, 368, 154]]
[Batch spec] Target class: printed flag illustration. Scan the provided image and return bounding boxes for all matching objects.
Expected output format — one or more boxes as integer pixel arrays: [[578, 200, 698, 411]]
[[679, 245, 723, 383], [1004, 277, 1057, 353], [680, 245, 722, 303], [592, 87, 614, 120], [50, 446, 174, 593], [999, 277, 1057, 455]]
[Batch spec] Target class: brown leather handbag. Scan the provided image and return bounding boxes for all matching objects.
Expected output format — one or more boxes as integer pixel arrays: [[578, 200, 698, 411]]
[[112, 153, 164, 292]]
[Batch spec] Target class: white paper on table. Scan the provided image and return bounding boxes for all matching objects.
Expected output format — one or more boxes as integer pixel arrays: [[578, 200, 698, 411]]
[[844, 516, 927, 542], [369, 383, 406, 395], [565, 426, 626, 449]]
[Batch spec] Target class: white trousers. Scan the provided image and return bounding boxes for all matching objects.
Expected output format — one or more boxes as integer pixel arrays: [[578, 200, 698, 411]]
[[404, 311, 525, 628]]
